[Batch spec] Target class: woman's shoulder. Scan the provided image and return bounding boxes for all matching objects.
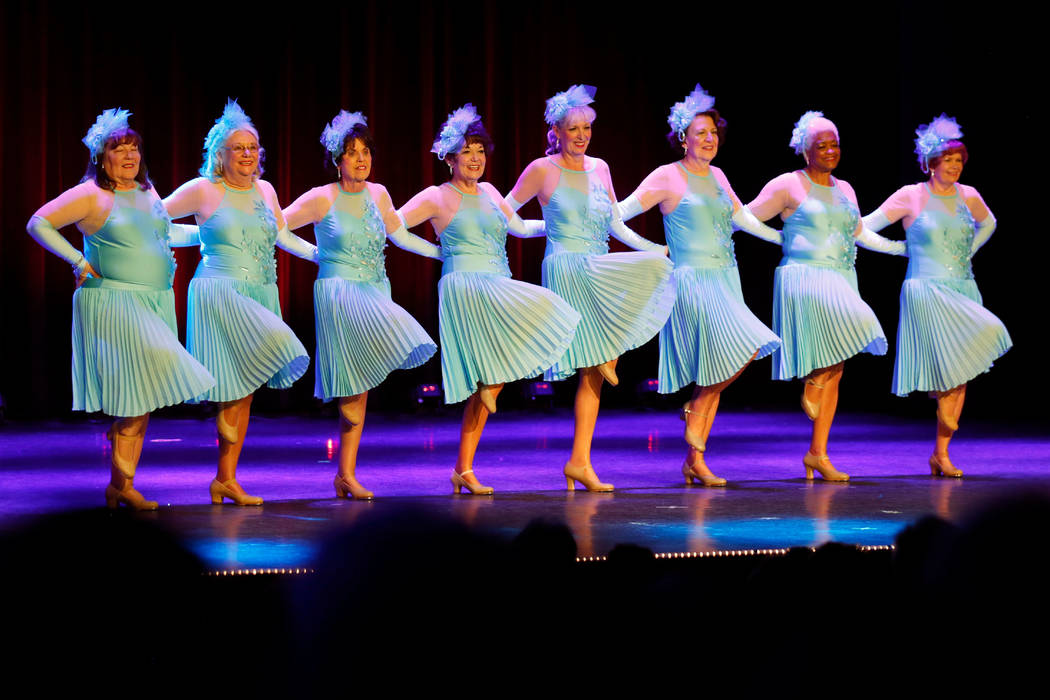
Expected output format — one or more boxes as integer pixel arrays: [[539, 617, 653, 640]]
[[364, 181, 390, 199], [525, 155, 556, 173], [764, 171, 802, 190], [477, 181, 502, 200]]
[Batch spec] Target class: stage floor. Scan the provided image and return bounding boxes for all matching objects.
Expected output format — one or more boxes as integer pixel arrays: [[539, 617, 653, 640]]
[[2, 408, 1046, 569]]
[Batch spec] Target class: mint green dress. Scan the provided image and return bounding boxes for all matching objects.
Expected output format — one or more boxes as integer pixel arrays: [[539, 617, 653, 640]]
[[659, 164, 780, 392], [312, 187, 436, 400], [72, 187, 215, 416], [187, 183, 309, 402], [540, 159, 673, 381], [772, 174, 887, 379], [892, 184, 1011, 395], [437, 184, 579, 404]]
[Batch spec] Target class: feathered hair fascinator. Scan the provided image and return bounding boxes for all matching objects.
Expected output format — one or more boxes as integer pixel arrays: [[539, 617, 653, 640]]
[[667, 84, 716, 140], [432, 103, 481, 160], [82, 108, 132, 158], [544, 84, 597, 126], [789, 110, 838, 154], [321, 110, 368, 158], [914, 113, 963, 173], [204, 99, 255, 152], [200, 99, 260, 180]]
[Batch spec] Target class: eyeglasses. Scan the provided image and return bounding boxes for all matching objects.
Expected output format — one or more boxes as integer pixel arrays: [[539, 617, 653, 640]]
[[225, 144, 260, 155]]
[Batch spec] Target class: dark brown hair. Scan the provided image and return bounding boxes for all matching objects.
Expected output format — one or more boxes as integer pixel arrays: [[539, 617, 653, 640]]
[[82, 128, 151, 191], [444, 120, 494, 166], [666, 109, 727, 150], [328, 123, 377, 172]]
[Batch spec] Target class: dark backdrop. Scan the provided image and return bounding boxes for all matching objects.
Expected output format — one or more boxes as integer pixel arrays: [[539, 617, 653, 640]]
[[1, 2, 1040, 421]]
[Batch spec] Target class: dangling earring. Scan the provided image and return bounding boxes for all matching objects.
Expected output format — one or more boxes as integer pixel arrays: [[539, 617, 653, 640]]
[[448, 162, 454, 175]]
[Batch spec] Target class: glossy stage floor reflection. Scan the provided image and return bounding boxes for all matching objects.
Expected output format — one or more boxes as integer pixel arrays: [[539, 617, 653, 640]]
[[2, 409, 1047, 569]]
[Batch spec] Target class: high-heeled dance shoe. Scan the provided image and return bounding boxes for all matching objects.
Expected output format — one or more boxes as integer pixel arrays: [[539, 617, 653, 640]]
[[682, 461, 726, 487], [104, 483, 158, 511], [596, 362, 619, 387], [451, 469, 494, 495], [680, 404, 707, 453], [209, 478, 263, 506], [107, 425, 142, 479], [334, 474, 374, 500], [929, 454, 963, 478], [476, 382, 498, 414], [803, 452, 849, 482], [801, 379, 824, 422], [216, 404, 239, 443], [564, 463, 614, 492], [684, 459, 726, 486]]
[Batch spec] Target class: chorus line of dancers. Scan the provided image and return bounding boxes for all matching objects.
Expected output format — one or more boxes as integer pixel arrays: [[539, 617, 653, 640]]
[[27, 84, 1011, 509]]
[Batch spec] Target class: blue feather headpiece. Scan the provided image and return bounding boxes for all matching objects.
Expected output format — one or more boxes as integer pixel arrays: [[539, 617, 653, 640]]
[[82, 108, 132, 158], [544, 85, 596, 126], [200, 99, 259, 180], [432, 104, 481, 160], [914, 114, 963, 173], [667, 84, 716, 140], [321, 110, 368, 159], [789, 110, 838, 155]]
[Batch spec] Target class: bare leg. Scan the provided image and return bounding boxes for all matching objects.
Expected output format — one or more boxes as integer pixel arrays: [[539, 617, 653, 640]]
[[210, 394, 262, 504], [564, 366, 614, 491], [803, 363, 849, 481], [807, 363, 843, 456], [931, 384, 966, 477], [105, 414, 157, 510], [452, 384, 504, 493], [334, 392, 373, 499], [683, 352, 757, 455], [682, 353, 756, 485]]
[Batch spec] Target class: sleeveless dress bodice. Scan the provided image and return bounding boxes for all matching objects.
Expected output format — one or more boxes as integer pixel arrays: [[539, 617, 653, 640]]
[[197, 183, 278, 284], [439, 185, 511, 277], [663, 164, 736, 270], [780, 175, 860, 270], [541, 159, 613, 257], [314, 187, 388, 284], [83, 187, 175, 290], [904, 184, 976, 281]]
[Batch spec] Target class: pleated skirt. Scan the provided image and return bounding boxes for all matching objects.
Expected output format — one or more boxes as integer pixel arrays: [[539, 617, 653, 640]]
[[187, 277, 310, 402], [438, 270, 580, 405], [771, 262, 887, 380], [659, 265, 781, 393], [313, 277, 437, 401], [541, 250, 673, 382], [71, 286, 216, 417], [892, 277, 1011, 395]]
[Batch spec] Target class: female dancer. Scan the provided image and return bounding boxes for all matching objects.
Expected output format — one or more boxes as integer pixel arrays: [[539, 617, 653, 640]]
[[748, 111, 902, 481], [165, 100, 316, 505], [399, 104, 580, 495], [618, 85, 781, 486], [507, 85, 673, 492], [26, 109, 215, 509], [284, 111, 439, 499], [863, 114, 1011, 477]]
